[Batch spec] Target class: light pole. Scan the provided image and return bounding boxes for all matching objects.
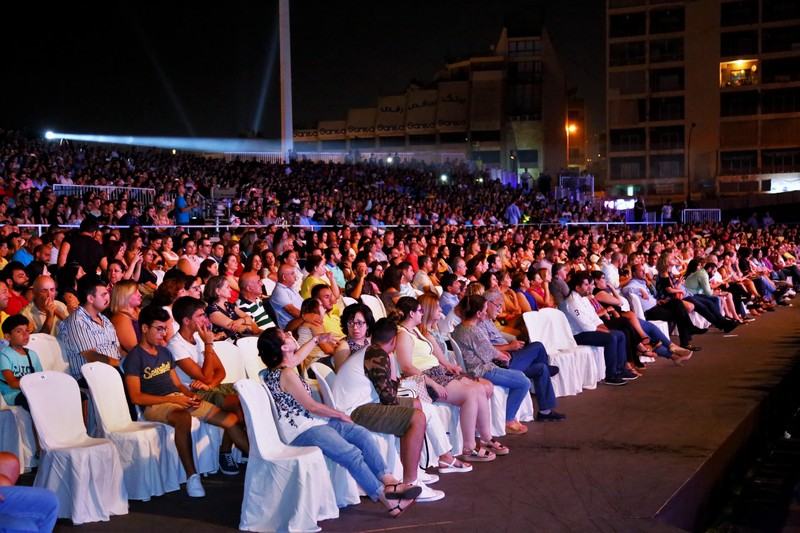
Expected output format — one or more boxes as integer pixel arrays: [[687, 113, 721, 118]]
[[566, 123, 576, 169], [686, 122, 696, 205]]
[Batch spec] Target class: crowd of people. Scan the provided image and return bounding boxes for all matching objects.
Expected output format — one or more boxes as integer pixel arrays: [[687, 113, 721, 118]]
[[2, 126, 800, 526]]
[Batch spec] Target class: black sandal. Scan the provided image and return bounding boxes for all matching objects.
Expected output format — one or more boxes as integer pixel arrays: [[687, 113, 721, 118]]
[[384, 483, 422, 500], [387, 496, 417, 518]]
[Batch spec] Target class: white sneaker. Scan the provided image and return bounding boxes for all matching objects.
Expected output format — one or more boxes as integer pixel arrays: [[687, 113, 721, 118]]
[[417, 468, 439, 485], [186, 473, 205, 498], [412, 480, 445, 503]]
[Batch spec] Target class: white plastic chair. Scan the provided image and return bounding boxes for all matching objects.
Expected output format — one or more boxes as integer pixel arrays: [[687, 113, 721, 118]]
[[234, 379, 339, 532], [27, 333, 69, 373], [262, 277, 277, 296], [625, 292, 670, 338], [20, 371, 128, 525], [213, 341, 248, 383], [523, 309, 600, 396], [81, 362, 183, 501], [342, 296, 358, 308], [360, 294, 387, 319], [235, 336, 266, 380]]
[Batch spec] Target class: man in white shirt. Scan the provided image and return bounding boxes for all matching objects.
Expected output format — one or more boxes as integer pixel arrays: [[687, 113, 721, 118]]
[[166, 296, 245, 475], [411, 255, 436, 294], [270, 265, 304, 330], [558, 271, 633, 386]]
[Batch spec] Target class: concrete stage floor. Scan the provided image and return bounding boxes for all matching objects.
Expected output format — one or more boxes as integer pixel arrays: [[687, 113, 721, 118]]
[[45, 305, 800, 532]]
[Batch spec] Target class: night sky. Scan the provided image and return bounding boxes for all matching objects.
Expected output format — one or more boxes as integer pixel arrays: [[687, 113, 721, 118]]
[[1, 1, 603, 140]]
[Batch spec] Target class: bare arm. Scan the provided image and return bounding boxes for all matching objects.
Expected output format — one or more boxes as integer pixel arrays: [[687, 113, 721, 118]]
[[394, 330, 421, 376], [280, 368, 351, 422]]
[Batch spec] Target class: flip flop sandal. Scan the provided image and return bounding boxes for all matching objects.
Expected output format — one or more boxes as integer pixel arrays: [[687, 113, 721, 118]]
[[384, 483, 423, 500], [387, 496, 417, 518], [458, 447, 496, 462], [480, 438, 510, 455], [437, 458, 473, 473]]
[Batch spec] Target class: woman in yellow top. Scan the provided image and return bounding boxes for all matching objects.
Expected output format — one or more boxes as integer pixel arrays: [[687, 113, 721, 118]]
[[300, 255, 340, 300], [392, 296, 503, 463]]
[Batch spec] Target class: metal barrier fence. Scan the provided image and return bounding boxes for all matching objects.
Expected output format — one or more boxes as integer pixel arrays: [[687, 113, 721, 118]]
[[53, 185, 156, 205], [681, 209, 722, 224]]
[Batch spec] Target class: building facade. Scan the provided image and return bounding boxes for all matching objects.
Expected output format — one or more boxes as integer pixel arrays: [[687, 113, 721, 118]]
[[606, 0, 800, 200]]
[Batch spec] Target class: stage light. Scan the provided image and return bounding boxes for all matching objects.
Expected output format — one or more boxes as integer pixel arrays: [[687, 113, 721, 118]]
[[41, 130, 284, 154], [440, 174, 448, 183], [387, 157, 393, 164]]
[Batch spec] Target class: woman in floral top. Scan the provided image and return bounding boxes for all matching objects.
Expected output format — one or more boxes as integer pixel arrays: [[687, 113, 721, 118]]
[[258, 328, 421, 518]]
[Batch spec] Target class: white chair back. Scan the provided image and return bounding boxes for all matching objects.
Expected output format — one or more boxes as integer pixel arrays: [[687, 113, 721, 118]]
[[234, 379, 292, 459], [523, 309, 579, 353], [262, 277, 277, 296], [310, 363, 337, 409], [342, 296, 358, 308], [433, 285, 443, 297], [20, 371, 86, 450], [448, 336, 466, 370], [235, 336, 266, 380], [360, 294, 386, 319], [28, 334, 69, 373], [625, 292, 647, 321], [213, 341, 247, 383], [81, 362, 133, 433]]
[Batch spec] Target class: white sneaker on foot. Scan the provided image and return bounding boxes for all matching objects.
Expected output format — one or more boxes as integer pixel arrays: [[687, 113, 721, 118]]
[[412, 480, 445, 503], [186, 473, 205, 498], [417, 468, 439, 485]]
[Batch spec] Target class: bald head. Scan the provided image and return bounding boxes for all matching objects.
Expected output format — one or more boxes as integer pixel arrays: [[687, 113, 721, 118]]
[[239, 271, 262, 299], [32, 275, 57, 306], [278, 264, 297, 286]]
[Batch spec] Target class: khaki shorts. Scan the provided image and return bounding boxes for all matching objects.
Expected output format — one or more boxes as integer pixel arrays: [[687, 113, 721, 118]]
[[196, 383, 237, 408], [351, 396, 417, 437], [143, 392, 218, 423]]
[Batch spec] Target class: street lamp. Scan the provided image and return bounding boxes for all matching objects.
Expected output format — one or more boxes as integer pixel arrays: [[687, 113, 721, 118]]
[[566, 123, 576, 169]]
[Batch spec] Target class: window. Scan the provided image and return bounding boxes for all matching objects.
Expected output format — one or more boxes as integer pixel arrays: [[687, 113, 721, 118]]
[[650, 38, 684, 63], [610, 156, 645, 180], [650, 126, 684, 150], [508, 39, 542, 58], [609, 70, 646, 95], [721, 1, 759, 27], [762, 148, 800, 172], [721, 31, 759, 57], [719, 59, 759, 87], [610, 41, 646, 66], [762, 57, 800, 83], [649, 97, 684, 121], [650, 67, 684, 93], [650, 155, 684, 179], [721, 91, 759, 116], [610, 128, 645, 152], [762, 25, 800, 53], [763, 0, 800, 23], [650, 8, 684, 34], [720, 150, 758, 174], [762, 88, 800, 114], [609, 12, 646, 38]]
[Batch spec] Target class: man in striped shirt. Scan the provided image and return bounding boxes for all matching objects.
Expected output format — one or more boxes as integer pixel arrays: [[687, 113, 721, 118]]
[[236, 272, 276, 333]]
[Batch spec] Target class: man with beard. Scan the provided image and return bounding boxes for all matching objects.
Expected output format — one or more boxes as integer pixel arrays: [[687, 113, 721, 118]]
[[1, 262, 29, 316]]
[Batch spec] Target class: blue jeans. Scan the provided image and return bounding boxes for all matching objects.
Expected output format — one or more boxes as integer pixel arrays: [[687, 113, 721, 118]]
[[483, 366, 532, 421], [0, 486, 59, 532], [509, 342, 557, 412], [291, 418, 388, 500], [573, 329, 626, 378], [638, 318, 672, 359]]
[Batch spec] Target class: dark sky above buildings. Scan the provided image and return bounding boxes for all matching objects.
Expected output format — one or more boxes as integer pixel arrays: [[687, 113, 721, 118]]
[[1, 1, 603, 140]]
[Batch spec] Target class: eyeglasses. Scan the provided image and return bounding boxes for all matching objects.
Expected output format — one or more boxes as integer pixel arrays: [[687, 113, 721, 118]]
[[188, 285, 202, 292], [149, 326, 168, 333], [347, 320, 367, 327]]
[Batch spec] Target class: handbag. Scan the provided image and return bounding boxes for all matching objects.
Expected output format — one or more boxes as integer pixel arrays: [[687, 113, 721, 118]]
[[399, 374, 434, 404]]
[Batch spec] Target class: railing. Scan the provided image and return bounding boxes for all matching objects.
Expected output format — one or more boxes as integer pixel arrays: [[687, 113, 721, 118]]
[[682, 209, 722, 224], [53, 185, 156, 206]]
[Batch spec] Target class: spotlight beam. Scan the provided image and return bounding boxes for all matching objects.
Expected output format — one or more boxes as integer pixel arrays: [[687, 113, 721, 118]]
[[44, 131, 283, 153]]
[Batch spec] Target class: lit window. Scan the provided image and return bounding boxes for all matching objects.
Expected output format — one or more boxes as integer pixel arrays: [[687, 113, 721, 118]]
[[720, 59, 759, 88]]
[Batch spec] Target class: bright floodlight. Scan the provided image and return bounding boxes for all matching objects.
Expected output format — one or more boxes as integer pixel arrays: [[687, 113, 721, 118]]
[[386, 157, 393, 164], [440, 174, 448, 183], [41, 130, 283, 153]]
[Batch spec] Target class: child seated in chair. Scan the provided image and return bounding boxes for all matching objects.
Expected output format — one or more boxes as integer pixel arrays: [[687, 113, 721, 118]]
[[0, 315, 42, 413]]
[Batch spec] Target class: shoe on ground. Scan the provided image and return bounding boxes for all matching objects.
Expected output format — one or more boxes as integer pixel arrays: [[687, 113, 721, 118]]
[[620, 369, 639, 381], [417, 469, 439, 485], [219, 452, 240, 475], [411, 480, 445, 503], [547, 365, 560, 377], [437, 458, 473, 474], [603, 375, 627, 386], [639, 355, 656, 364], [536, 410, 566, 422], [682, 344, 703, 352], [691, 327, 708, 335], [186, 473, 205, 498], [721, 320, 739, 333]]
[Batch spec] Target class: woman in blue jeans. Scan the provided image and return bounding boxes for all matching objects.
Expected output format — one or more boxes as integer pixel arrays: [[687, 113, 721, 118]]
[[451, 295, 542, 434], [258, 328, 421, 518]]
